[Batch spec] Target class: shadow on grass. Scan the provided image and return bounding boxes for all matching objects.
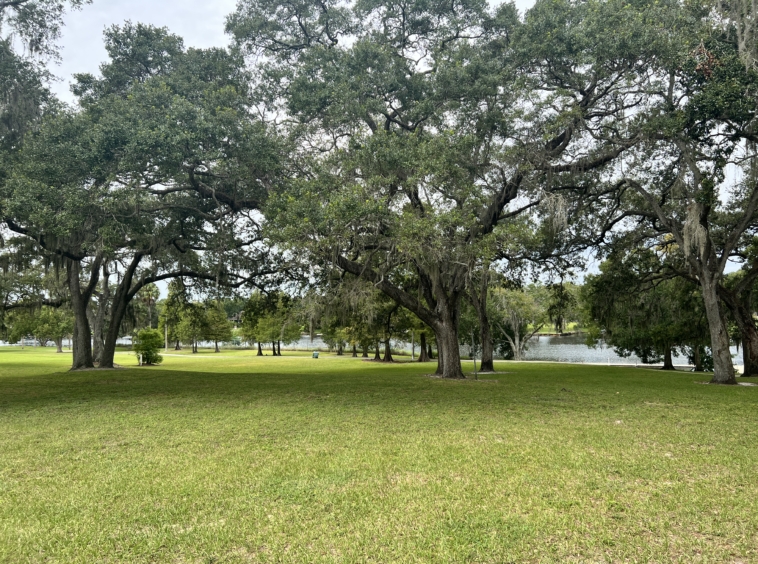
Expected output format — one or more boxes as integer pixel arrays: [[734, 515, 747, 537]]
[[0, 351, 753, 414]]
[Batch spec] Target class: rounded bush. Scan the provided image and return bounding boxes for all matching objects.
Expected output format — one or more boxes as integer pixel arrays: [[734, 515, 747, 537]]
[[134, 328, 164, 365]]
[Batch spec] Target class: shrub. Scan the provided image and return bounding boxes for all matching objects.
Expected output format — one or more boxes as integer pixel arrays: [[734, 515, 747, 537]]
[[134, 328, 164, 365]]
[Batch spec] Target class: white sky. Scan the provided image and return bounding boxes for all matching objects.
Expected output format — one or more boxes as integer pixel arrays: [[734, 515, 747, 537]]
[[49, 0, 536, 104], [50, 0, 238, 103]]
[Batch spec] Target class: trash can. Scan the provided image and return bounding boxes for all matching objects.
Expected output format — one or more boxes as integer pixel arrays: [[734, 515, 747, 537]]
[[312, 351, 319, 358]]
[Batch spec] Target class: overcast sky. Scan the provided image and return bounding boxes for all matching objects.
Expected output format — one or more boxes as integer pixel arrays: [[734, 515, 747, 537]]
[[50, 0, 536, 104]]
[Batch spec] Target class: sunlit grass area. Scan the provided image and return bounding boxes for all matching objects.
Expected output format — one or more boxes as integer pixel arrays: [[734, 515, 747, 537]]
[[1, 348, 756, 563]]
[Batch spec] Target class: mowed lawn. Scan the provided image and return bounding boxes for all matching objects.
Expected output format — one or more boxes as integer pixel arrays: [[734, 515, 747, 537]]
[[0, 349, 757, 563]]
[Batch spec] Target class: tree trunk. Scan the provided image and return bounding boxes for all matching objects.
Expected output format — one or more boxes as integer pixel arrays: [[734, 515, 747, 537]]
[[257, 342, 263, 356], [271, 341, 277, 356], [435, 322, 464, 378], [68, 258, 100, 370], [479, 320, 494, 372], [89, 303, 105, 366], [374, 341, 381, 361], [174, 340, 181, 350], [382, 338, 393, 362], [352, 344, 357, 357], [362, 344, 368, 358], [661, 346, 675, 370], [467, 271, 494, 371], [93, 268, 109, 364], [70, 303, 93, 368], [100, 297, 126, 368], [417, 332, 430, 362], [100, 255, 143, 369], [277, 341, 281, 355], [427, 344, 434, 360], [701, 275, 736, 384], [55, 338, 63, 353], [693, 345, 704, 372], [215, 340, 220, 353], [719, 286, 758, 376], [381, 304, 398, 362]]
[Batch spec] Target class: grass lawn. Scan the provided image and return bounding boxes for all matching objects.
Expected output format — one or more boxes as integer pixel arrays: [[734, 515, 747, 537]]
[[0, 348, 756, 563]]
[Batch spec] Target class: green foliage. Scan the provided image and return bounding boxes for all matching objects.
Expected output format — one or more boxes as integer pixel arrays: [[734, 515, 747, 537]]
[[0, 0, 90, 58], [176, 303, 208, 352], [0, 0, 89, 147], [489, 285, 549, 361], [582, 249, 710, 364], [5, 306, 73, 347], [158, 280, 189, 348], [133, 328, 163, 365], [204, 303, 234, 348], [240, 292, 301, 350], [546, 283, 579, 334], [239, 292, 276, 345]]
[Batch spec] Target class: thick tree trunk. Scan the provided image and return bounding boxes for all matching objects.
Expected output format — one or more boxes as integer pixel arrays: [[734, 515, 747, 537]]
[[417, 332, 430, 362], [374, 341, 381, 361], [352, 344, 357, 357], [215, 340, 220, 353], [271, 341, 277, 356], [71, 303, 92, 369], [719, 280, 758, 376], [661, 346, 675, 370], [100, 300, 126, 368], [55, 338, 63, 353], [336, 342, 343, 355], [479, 321, 494, 372], [67, 258, 100, 370], [701, 275, 736, 384], [435, 322, 464, 378], [277, 341, 281, 355], [382, 338, 393, 362], [257, 342, 263, 356], [742, 336, 758, 376], [428, 344, 434, 360], [100, 256, 144, 369], [738, 314, 758, 377], [174, 340, 181, 350], [362, 344, 368, 358], [735, 307, 758, 376], [89, 304, 104, 365], [467, 272, 494, 371], [94, 268, 109, 363]]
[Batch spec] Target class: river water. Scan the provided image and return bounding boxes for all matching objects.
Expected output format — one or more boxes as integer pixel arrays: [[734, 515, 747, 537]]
[[283, 333, 743, 368]]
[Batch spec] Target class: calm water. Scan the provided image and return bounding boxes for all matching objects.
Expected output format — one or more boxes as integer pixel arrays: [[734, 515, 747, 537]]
[[285, 333, 742, 367], [524, 333, 742, 366]]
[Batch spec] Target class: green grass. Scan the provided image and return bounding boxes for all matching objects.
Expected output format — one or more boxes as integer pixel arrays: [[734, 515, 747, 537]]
[[0, 348, 756, 563]]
